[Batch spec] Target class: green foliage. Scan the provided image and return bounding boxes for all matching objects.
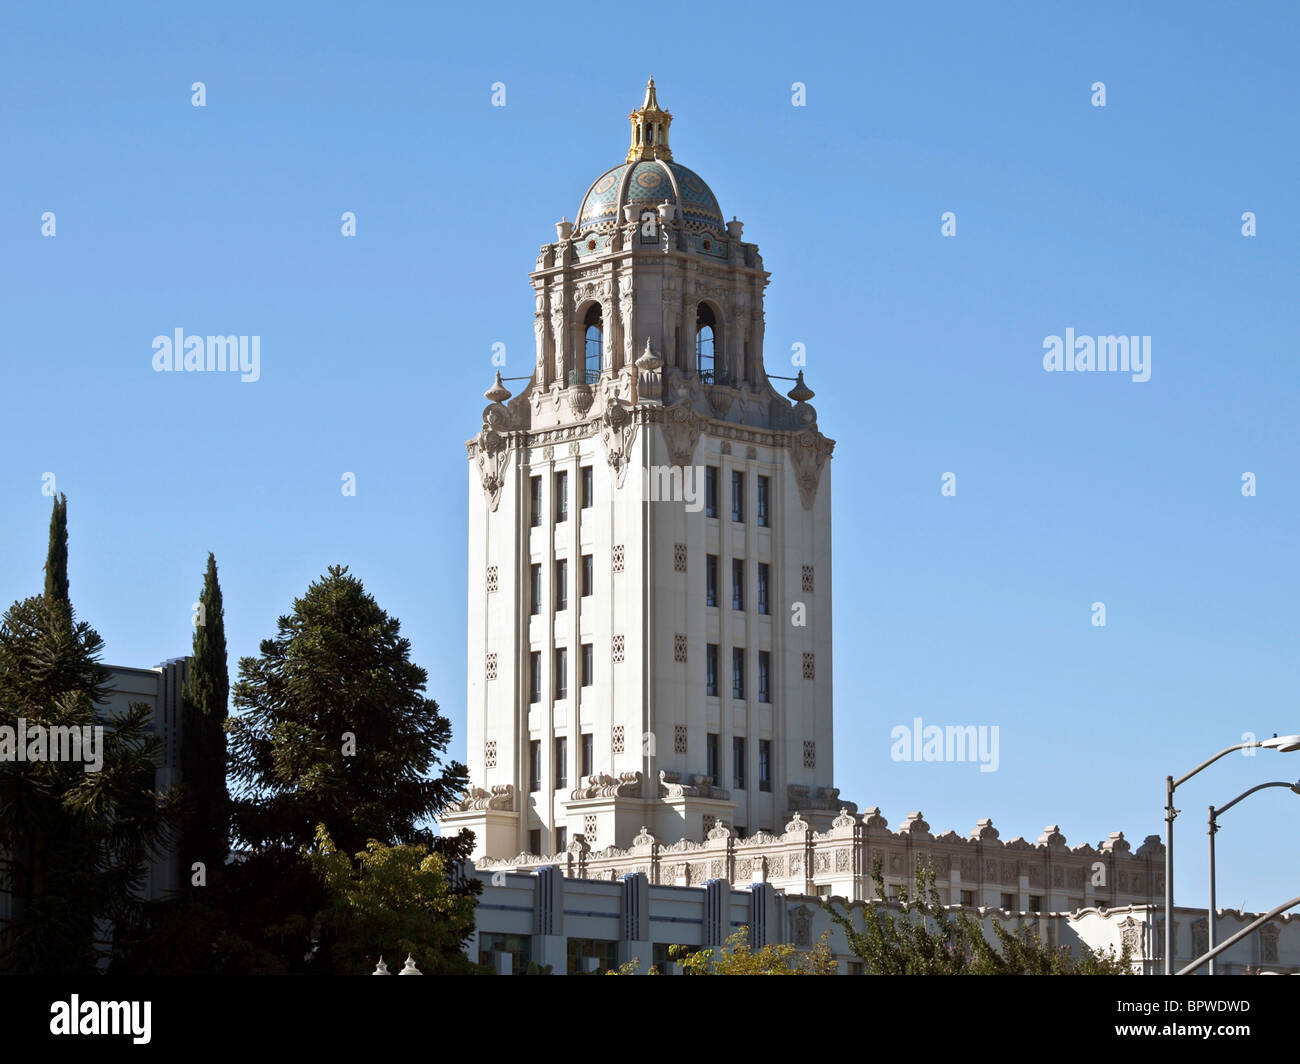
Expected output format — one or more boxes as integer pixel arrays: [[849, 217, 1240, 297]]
[[524, 961, 554, 975], [607, 928, 838, 975], [0, 595, 178, 974], [307, 825, 482, 974], [227, 564, 471, 863], [179, 552, 230, 887], [822, 855, 1133, 975], [42, 494, 69, 606]]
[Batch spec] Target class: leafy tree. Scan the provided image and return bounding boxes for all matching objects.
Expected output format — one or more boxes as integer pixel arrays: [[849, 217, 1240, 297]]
[[823, 855, 1132, 975], [42, 494, 69, 606], [178, 552, 230, 887], [227, 564, 471, 862], [0, 595, 178, 974], [307, 825, 482, 974], [606, 928, 837, 975]]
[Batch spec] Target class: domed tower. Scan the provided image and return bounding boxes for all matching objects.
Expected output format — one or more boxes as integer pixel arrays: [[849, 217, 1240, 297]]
[[446, 81, 847, 861]]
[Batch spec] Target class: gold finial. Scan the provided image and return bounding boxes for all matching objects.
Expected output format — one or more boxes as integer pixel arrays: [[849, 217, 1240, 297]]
[[627, 77, 673, 163]]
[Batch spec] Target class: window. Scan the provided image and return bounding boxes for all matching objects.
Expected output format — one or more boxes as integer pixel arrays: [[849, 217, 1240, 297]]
[[581, 465, 594, 508], [555, 826, 567, 852], [758, 651, 771, 703], [731, 470, 744, 523], [581, 643, 593, 687], [554, 471, 568, 523], [960, 890, 976, 907], [581, 732, 593, 777], [1000, 893, 1015, 910], [478, 932, 532, 975], [529, 564, 541, 616], [553, 648, 567, 700], [528, 652, 541, 703], [696, 303, 717, 382], [581, 554, 593, 597], [757, 475, 770, 527], [554, 737, 567, 789], [732, 647, 745, 699], [705, 466, 718, 518], [757, 563, 770, 615], [734, 826, 746, 840], [529, 829, 541, 855], [706, 554, 719, 607], [759, 739, 771, 792], [529, 741, 541, 792], [529, 476, 542, 527], [705, 644, 718, 697], [583, 304, 603, 383], [731, 559, 744, 610], [554, 559, 568, 611], [1029, 895, 1042, 913], [706, 732, 720, 782], [733, 736, 746, 789]]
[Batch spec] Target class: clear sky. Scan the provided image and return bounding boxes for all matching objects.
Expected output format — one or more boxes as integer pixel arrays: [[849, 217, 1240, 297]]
[[2, 1, 1298, 913]]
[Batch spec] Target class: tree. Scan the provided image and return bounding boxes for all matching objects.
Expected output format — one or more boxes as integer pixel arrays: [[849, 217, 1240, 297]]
[[227, 564, 471, 861], [43, 494, 68, 606], [823, 855, 1133, 975], [607, 928, 838, 975], [0, 595, 178, 974], [178, 552, 230, 887], [307, 825, 482, 974]]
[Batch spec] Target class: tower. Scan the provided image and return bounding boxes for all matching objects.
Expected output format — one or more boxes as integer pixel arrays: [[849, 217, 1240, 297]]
[[442, 81, 849, 861]]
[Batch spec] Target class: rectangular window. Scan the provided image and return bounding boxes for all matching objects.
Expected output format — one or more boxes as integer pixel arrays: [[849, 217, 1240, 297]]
[[529, 564, 541, 616], [553, 647, 567, 700], [554, 559, 568, 611], [555, 826, 567, 852], [705, 466, 719, 518], [732, 559, 744, 611], [757, 563, 770, 615], [706, 732, 720, 782], [1029, 895, 1042, 913], [581, 554, 593, 597], [960, 890, 976, 907], [529, 476, 542, 527], [757, 475, 771, 527], [733, 736, 746, 790], [581, 465, 593, 509], [581, 642, 593, 687], [731, 471, 745, 522], [706, 644, 718, 697], [529, 651, 541, 703], [554, 737, 568, 789], [1000, 893, 1015, 910], [706, 554, 719, 607], [529, 829, 541, 855], [554, 471, 568, 523], [732, 647, 745, 699], [759, 739, 771, 792], [529, 740, 541, 792], [581, 732, 593, 778], [758, 650, 771, 703]]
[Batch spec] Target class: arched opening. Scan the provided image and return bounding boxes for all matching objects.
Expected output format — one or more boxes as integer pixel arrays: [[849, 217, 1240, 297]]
[[584, 304, 604, 383], [696, 303, 717, 383]]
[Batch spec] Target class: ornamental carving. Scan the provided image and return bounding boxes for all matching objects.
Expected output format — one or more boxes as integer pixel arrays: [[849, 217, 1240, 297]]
[[788, 429, 834, 509], [598, 395, 637, 487], [660, 403, 701, 467], [570, 771, 641, 800], [452, 784, 515, 812], [471, 422, 511, 512]]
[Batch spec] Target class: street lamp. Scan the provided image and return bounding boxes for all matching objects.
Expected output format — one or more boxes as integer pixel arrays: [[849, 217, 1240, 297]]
[[1207, 780, 1300, 974], [1164, 733, 1300, 974]]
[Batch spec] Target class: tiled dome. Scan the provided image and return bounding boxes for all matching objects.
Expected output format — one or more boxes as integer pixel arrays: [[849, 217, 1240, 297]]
[[576, 159, 724, 233]]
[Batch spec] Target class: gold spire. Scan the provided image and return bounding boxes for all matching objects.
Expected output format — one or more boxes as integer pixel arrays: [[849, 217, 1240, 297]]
[[627, 77, 673, 163]]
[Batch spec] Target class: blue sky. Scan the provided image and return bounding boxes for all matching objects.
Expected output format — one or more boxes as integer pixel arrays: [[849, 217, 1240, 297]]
[[2, 1, 1298, 912]]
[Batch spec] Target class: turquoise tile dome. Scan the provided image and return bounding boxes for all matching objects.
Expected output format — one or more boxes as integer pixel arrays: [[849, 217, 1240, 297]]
[[576, 159, 724, 233]]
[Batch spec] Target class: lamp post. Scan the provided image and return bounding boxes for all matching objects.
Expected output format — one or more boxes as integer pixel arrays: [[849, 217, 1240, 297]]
[[1164, 733, 1300, 974], [1207, 780, 1300, 974]]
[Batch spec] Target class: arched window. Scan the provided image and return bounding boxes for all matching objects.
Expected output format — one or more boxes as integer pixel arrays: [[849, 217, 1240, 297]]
[[696, 303, 717, 383], [584, 304, 603, 383]]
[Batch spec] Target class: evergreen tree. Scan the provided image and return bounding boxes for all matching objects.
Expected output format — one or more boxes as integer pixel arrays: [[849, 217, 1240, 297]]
[[178, 552, 230, 887], [228, 564, 472, 861], [42, 494, 68, 605], [0, 595, 178, 974]]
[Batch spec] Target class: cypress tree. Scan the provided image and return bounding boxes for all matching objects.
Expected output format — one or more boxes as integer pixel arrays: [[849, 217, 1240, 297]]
[[179, 553, 230, 888], [42, 494, 68, 605]]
